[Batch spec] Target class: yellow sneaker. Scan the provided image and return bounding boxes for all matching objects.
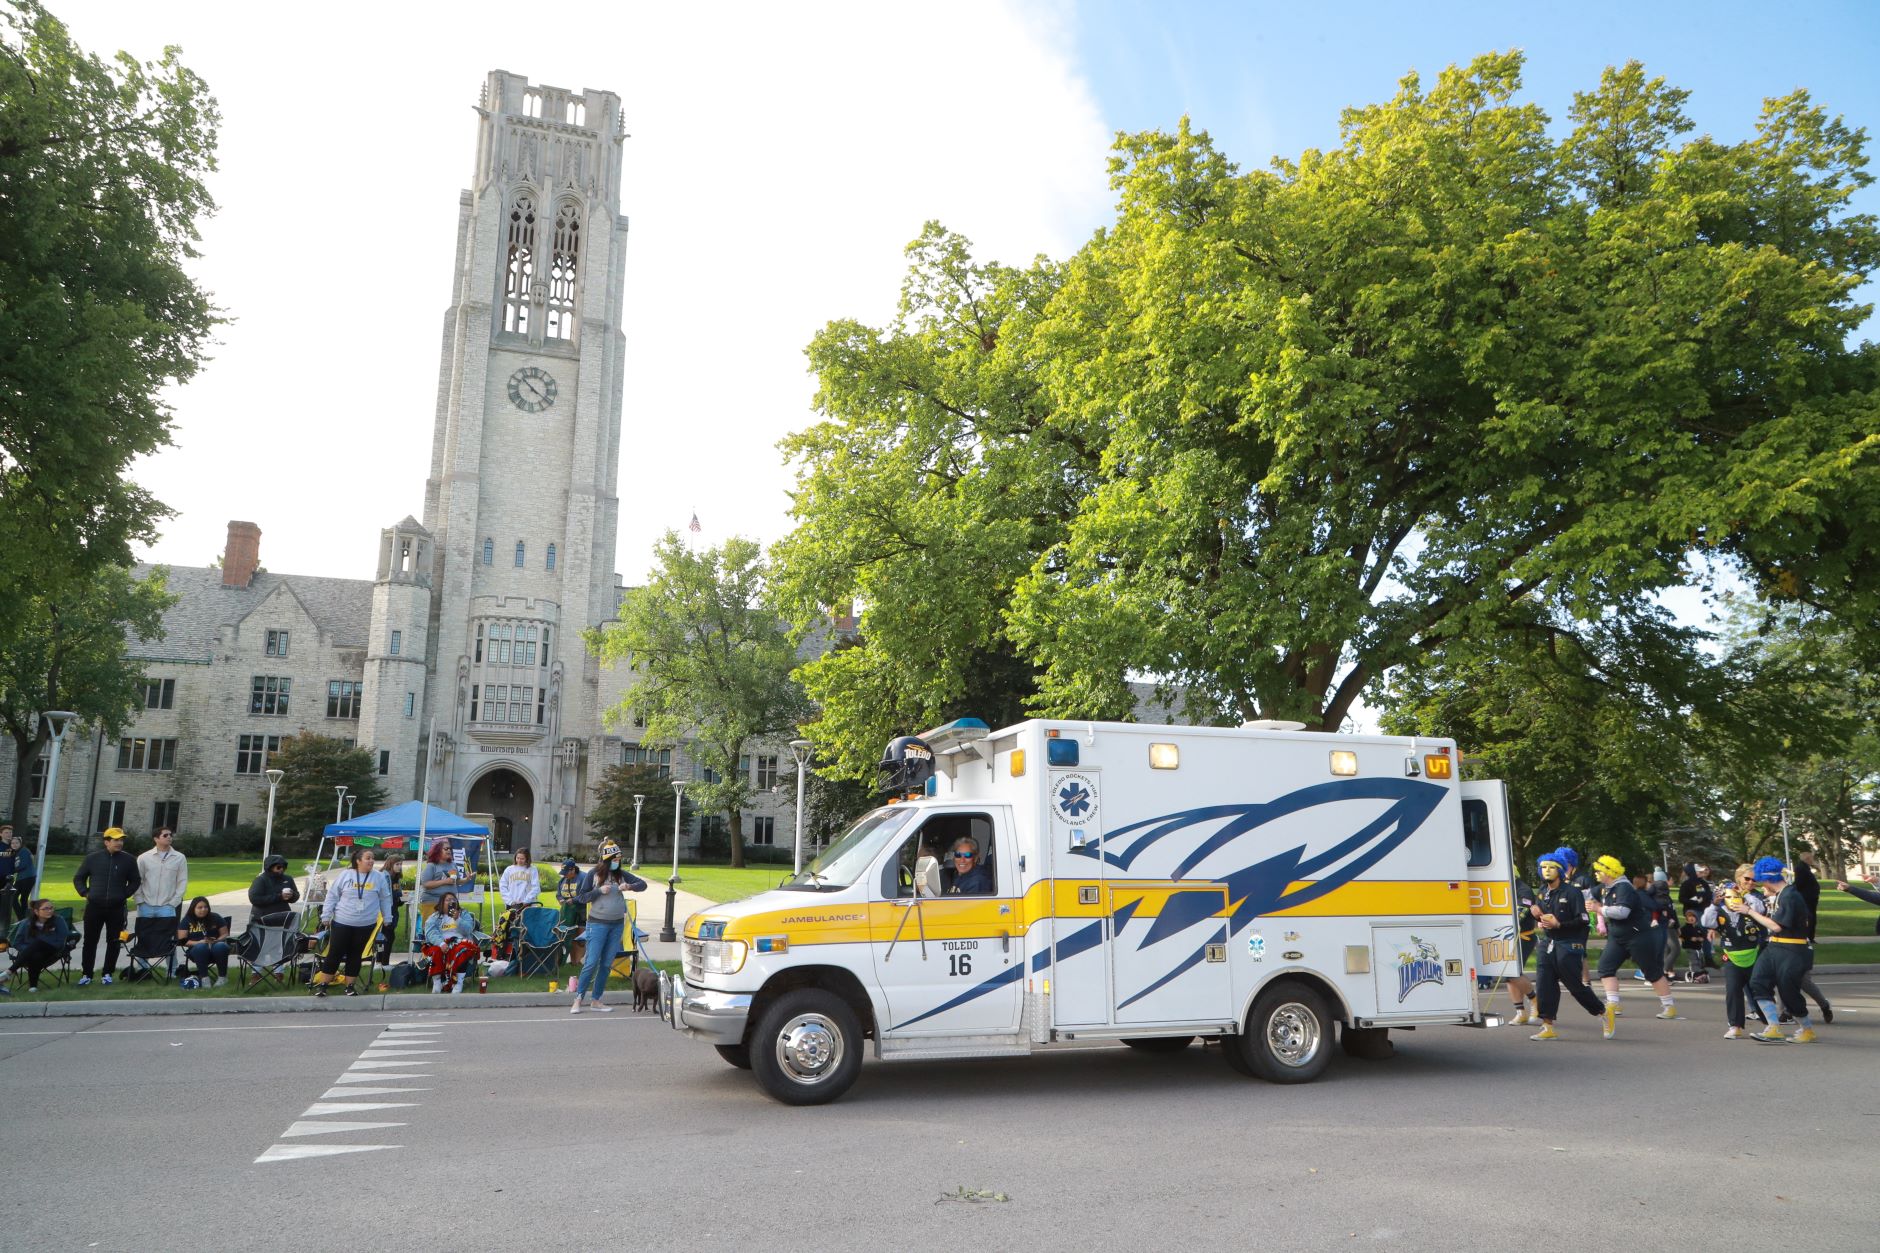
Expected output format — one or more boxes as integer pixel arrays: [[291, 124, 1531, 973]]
[[1529, 1023, 1559, 1041], [1602, 1003, 1619, 1039], [1792, 1028, 1818, 1044], [1509, 1007, 1530, 1026], [1655, 1004, 1678, 1020], [1749, 1026, 1787, 1044]]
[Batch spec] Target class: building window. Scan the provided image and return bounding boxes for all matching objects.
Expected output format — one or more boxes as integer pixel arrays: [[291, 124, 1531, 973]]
[[546, 202, 580, 341], [702, 764, 720, 784], [755, 755, 779, 790], [96, 799, 125, 833], [29, 754, 48, 800], [751, 815, 776, 846], [517, 624, 536, 667], [143, 677, 175, 709], [210, 802, 240, 832], [116, 737, 178, 771], [622, 746, 672, 778], [546, 543, 556, 571], [327, 680, 362, 719], [541, 627, 550, 664], [502, 195, 536, 335], [236, 734, 283, 776], [265, 629, 290, 657], [151, 800, 179, 833], [474, 623, 484, 663], [378, 750, 390, 776], [390, 630, 402, 656], [482, 537, 494, 566], [469, 685, 479, 721], [515, 540, 526, 568], [250, 675, 291, 716], [405, 692, 416, 717], [536, 686, 546, 725]]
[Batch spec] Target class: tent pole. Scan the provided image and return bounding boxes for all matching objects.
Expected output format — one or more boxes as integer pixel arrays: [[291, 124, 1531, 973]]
[[411, 719, 436, 978]]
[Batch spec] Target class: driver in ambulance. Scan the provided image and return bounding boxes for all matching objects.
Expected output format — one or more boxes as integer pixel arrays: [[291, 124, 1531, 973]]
[[945, 838, 992, 895]]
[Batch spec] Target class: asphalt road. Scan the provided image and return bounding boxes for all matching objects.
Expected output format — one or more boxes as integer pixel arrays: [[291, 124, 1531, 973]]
[[2, 976, 1874, 1252]]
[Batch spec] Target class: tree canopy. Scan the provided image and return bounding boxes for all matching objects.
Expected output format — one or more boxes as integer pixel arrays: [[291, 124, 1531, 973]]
[[0, 2, 220, 602], [266, 734, 387, 844], [587, 761, 678, 862], [777, 52, 1880, 782], [588, 533, 808, 868]]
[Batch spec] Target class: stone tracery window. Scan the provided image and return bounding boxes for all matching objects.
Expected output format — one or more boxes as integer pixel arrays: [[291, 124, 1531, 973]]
[[546, 202, 580, 341], [503, 195, 537, 335]]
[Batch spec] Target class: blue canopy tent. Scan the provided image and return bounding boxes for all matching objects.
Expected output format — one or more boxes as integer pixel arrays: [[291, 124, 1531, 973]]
[[312, 801, 497, 938]]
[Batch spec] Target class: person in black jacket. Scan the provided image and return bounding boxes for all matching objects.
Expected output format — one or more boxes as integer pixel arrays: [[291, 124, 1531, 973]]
[[1527, 848, 1606, 1041], [247, 854, 301, 926], [1679, 863, 1718, 968], [73, 828, 140, 985], [1791, 851, 1832, 1023], [1835, 878, 1880, 908]]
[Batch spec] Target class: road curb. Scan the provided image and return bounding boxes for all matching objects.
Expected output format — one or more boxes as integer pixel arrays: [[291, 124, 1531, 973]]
[[0, 991, 578, 1020]]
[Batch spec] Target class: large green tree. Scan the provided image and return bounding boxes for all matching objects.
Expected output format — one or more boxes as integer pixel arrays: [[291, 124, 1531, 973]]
[[0, 2, 220, 602], [777, 53, 1880, 780], [1, 564, 172, 830], [587, 761, 677, 862], [266, 734, 386, 847], [588, 534, 809, 869]]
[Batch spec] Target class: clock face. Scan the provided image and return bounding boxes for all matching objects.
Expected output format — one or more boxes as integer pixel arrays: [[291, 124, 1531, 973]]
[[507, 366, 558, 413]]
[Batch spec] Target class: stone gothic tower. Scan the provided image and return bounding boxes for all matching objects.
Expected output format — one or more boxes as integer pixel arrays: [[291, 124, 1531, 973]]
[[407, 71, 629, 852], [359, 518, 434, 800]]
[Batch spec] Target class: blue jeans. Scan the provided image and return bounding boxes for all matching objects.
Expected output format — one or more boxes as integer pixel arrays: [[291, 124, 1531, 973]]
[[137, 905, 177, 920], [186, 940, 231, 977], [575, 917, 625, 1002]]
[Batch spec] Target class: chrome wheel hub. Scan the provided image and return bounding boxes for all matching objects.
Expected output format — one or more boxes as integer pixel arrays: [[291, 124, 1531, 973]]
[[775, 1013, 843, 1084], [1266, 1002, 1321, 1067]]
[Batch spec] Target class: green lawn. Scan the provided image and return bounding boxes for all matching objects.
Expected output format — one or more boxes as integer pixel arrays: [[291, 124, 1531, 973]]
[[34, 857, 261, 910], [657, 863, 793, 905], [1814, 885, 1880, 937], [2, 958, 679, 1003]]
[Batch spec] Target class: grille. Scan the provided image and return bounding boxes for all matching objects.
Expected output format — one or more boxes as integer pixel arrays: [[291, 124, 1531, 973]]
[[683, 939, 706, 983]]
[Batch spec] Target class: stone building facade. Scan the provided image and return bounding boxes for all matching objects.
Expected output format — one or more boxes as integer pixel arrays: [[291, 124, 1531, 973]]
[[8, 72, 801, 858]]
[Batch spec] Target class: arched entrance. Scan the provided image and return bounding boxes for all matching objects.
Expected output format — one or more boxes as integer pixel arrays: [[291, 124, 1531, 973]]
[[467, 767, 535, 852]]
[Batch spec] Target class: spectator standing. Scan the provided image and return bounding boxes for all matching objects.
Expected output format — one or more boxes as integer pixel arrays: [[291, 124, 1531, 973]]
[[419, 839, 472, 918], [499, 848, 540, 911], [1527, 848, 1606, 1040], [570, 841, 646, 1014], [1790, 851, 1833, 1023], [314, 847, 393, 998], [422, 892, 482, 992], [1680, 863, 1717, 968], [135, 829, 188, 922], [556, 858, 586, 966], [1648, 869, 1678, 976], [175, 896, 231, 987], [1677, 911, 1708, 983], [7, 830, 34, 930], [1704, 864, 1770, 1038], [73, 828, 140, 986], [1742, 857, 1818, 1044], [5, 900, 70, 992], [247, 854, 300, 925], [0, 827, 16, 937]]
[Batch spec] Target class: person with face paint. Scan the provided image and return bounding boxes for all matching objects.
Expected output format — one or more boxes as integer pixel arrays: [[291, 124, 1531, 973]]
[[1741, 857, 1818, 1043], [1591, 855, 1678, 1036], [569, 840, 647, 1014], [1527, 848, 1606, 1040]]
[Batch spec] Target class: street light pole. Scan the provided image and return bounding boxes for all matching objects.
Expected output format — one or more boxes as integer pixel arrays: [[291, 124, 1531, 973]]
[[261, 768, 285, 865], [334, 785, 348, 828], [661, 779, 686, 943], [789, 739, 812, 877], [1779, 797, 1792, 871], [630, 793, 645, 870], [30, 711, 77, 907], [347, 795, 357, 820]]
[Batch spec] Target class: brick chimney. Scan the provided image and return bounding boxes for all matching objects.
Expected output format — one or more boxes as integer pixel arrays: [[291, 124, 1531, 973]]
[[223, 520, 261, 588]]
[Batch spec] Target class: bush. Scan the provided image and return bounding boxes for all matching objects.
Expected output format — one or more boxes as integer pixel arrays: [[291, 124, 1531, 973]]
[[188, 823, 267, 857]]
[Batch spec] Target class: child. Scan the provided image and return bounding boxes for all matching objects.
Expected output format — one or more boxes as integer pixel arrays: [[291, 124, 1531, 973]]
[[1678, 910, 1708, 983]]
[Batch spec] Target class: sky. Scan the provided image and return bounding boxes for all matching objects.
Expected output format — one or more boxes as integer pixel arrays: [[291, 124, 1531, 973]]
[[58, 0, 1880, 587]]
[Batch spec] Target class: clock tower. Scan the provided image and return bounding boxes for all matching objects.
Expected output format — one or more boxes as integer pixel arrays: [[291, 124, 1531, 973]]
[[371, 71, 628, 853]]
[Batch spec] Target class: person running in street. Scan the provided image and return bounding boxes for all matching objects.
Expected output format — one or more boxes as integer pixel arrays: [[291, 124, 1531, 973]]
[[1703, 864, 1770, 1039], [314, 846, 393, 998], [1741, 857, 1818, 1044], [1790, 851, 1833, 1024], [1592, 855, 1678, 1035], [570, 841, 646, 1014], [73, 828, 140, 985], [1528, 848, 1606, 1041]]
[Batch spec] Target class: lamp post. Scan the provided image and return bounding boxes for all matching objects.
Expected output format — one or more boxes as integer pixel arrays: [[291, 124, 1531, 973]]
[[630, 793, 645, 870], [346, 795, 357, 820], [30, 711, 77, 906], [660, 779, 686, 943], [261, 768, 285, 865], [334, 785, 348, 828], [789, 739, 812, 876]]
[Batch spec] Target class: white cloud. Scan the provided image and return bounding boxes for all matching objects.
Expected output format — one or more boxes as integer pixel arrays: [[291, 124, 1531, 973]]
[[60, 0, 1112, 582]]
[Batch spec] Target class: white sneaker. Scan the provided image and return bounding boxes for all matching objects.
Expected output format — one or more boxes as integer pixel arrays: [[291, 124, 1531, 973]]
[[570, 1001, 584, 1015], [1723, 1026, 1743, 1040], [589, 1002, 615, 1013], [78, 976, 92, 987], [101, 974, 114, 986]]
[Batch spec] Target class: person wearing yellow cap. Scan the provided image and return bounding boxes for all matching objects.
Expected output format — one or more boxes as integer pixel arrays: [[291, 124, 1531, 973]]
[[72, 828, 141, 986], [1527, 849, 1605, 1040], [1592, 854, 1677, 1036]]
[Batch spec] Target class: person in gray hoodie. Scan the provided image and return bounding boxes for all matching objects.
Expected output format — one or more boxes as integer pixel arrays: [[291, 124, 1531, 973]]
[[569, 840, 646, 1014], [314, 846, 393, 998]]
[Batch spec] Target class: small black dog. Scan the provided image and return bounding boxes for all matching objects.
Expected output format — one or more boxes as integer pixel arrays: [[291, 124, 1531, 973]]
[[632, 963, 659, 1012]]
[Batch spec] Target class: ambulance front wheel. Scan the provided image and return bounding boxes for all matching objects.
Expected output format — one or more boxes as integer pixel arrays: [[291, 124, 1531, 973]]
[[715, 1044, 753, 1069], [749, 988, 863, 1105], [1236, 980, 1333, 1083]]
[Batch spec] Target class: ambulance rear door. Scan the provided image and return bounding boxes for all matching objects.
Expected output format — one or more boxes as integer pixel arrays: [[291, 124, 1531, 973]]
[[1459, 780, 1520, 987]]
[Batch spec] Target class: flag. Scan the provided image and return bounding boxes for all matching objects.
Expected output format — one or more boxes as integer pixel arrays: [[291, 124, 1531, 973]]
[[688, 512, 701, 533]]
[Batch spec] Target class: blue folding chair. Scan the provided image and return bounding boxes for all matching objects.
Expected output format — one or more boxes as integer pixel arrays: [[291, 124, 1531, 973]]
[[515, 905, 566, 977]]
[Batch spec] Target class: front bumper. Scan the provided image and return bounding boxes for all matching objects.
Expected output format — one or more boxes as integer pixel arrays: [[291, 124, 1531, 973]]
[[658, 971, 752, 1047]]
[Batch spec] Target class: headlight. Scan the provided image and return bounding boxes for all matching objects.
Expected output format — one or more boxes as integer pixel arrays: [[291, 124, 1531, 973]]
[[693, 939, 747, 976]]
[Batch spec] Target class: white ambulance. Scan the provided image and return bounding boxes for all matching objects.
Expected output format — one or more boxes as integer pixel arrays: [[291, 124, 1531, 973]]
[[659, 717, 1519, 1104]]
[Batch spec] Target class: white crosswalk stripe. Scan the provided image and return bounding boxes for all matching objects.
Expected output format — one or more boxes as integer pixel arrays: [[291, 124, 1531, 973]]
[[255, 1026, 447, 1164], [283, 1120, 407, 1137], [256, 1144, 399, 1162]]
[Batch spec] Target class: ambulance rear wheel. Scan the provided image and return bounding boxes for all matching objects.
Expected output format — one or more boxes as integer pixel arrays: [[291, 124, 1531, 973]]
[[714, 1044, 752, 1069], [1121, 1035, 1194, 1053], [749, 988, 863, 1105], [1238, 981, 1333, 1083]]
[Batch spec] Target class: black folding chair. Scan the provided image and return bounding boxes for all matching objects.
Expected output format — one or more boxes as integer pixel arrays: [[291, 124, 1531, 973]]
[[236, 916, 300, 992], [40, 906, 83, 986], [123, 914, 178, 985]]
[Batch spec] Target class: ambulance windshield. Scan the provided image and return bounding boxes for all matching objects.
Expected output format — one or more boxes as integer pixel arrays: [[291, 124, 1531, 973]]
[[781, 806, 916, 892]]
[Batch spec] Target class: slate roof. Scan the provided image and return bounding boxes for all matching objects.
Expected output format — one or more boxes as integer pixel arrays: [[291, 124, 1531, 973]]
[[129, 563, 375, 663]]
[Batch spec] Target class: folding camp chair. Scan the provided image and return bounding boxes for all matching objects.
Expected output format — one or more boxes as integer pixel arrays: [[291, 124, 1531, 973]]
[[236, 916, 301, 992], [514, 905, 566, 977], [38, 906, 83, 987], [123, 913, 178, 985]]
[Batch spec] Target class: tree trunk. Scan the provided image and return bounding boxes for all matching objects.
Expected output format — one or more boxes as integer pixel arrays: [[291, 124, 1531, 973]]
[[728, 805, 745, 869]]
